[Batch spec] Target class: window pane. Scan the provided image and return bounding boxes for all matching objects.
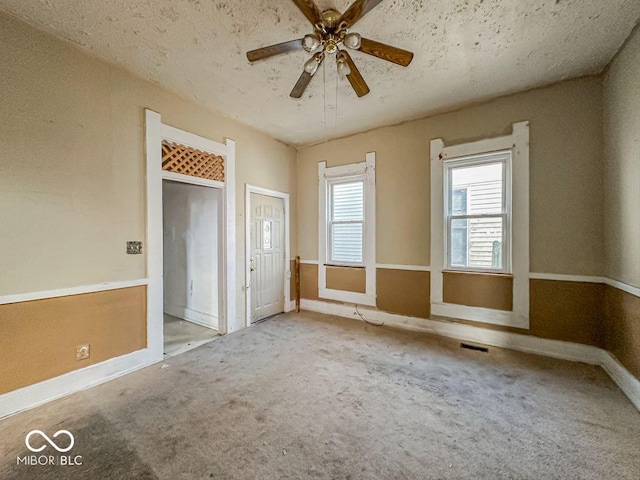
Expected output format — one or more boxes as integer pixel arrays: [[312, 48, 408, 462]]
[[332, 181, 363, 221], [331, 223, 363, 263], [450, 216, 503, 269], [450, 218, 469, 266], [263, 220, 272, 250], [451, 162, 503, 215]]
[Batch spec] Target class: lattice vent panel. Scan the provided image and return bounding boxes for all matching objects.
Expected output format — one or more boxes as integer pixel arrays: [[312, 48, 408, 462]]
[[162, 140, 225, 182]]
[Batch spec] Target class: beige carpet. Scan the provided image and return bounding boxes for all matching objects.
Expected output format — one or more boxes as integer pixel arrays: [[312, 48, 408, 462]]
[[1, 311, 639, 479], [163, 314, 219, 358]]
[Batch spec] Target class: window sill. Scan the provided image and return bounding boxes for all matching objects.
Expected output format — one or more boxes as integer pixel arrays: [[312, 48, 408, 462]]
[[443, 269, 513, 278], [325, 264, 365, 269]]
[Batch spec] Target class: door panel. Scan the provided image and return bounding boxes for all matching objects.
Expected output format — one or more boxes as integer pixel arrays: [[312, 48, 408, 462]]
[[250, 193, 285, 322]]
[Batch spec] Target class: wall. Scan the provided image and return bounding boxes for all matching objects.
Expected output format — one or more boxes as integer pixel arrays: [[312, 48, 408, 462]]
[[603, 25, 640, 379], [297, 76, 605, 345], [0, 287, 146, 395], [163, 181, 221, 329], [0, 12, 297, 394]]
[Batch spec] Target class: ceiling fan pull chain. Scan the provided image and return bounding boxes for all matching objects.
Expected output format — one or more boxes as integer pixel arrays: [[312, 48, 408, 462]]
[[323, 58, 328, 142], [335, 67, 339, 135]]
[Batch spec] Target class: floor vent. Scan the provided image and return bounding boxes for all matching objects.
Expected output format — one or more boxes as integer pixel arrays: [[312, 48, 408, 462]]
[[461, 343, 489, 353]]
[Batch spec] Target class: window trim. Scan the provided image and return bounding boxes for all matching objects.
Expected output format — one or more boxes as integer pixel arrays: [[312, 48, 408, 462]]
[[430, 122, 530, 329], [318, 153, 376, 307], [443, 151, 512, 274]]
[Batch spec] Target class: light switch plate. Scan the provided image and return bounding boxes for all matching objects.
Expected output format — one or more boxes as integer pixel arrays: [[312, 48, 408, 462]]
[[127, 241, 142, 254]]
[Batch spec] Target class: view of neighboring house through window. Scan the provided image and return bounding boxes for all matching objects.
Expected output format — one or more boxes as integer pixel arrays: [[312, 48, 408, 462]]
[[445, 152, 511, 272], [328, 178, 364, 265]]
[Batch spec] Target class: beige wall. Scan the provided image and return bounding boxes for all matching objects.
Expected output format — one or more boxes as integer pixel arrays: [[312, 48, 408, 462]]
[[603, 25, 640, 288], [0, 13, 297, 327], [602, 25, 640, 380], [297, 76, 605, 276]]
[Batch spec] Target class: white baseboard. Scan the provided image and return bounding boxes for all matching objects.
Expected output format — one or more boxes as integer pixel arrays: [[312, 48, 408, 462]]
[[164, 303, 218, 330], [599, 350, 640, 411], [285, 300, 297, 312], [0, 348, 159, 419], [300, 299, 639, 411]]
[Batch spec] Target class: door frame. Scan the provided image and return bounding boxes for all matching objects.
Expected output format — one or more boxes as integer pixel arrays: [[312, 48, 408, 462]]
[[146, 109, 236, 363], [245, 184, 293, 327], [161, 178, 223, 331]]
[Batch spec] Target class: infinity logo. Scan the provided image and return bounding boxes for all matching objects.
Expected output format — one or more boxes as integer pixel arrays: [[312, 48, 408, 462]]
[[25, 430, 75, 453]]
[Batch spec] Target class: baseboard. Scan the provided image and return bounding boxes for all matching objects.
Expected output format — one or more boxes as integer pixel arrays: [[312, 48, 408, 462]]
[[164, 303, 218, 330], [0, 348, 159, 419], [285, 300, 297, 312], [300, 299, 639, 411], [599, 351, 640, 411]]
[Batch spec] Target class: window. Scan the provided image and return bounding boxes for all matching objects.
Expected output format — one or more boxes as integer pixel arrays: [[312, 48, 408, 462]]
[[317, 154, 376, 306], [430, 122, 529, 328], [328, 178, 364, 265], [444, 152, 511, 273]]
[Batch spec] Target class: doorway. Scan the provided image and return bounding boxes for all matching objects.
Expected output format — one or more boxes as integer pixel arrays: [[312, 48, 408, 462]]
[[245, 186, 292, 327], [162, 180, 222, 356]]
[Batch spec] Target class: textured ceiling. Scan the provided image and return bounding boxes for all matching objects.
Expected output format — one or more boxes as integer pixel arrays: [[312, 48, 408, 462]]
[[1, 0, 639, 146]]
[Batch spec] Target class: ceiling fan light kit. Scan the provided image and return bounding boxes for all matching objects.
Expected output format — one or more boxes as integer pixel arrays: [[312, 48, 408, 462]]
[[246, 0, 414, 99]]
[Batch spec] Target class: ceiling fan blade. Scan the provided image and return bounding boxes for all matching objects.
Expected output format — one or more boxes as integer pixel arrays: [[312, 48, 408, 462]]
[[291, 0, 323, 27], [358, 37, 414, 67], [337, 0, 383, 29], [247, 39, 303, 62], [291, 52, 325, 98], [342, 50, 370, 97], [290, 72, 313, 98]]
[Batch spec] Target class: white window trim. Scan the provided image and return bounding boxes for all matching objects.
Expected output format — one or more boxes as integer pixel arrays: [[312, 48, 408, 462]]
[[318, 153, 376, 306], [444, 151, 512, 274], [430, 122, 530, 329]]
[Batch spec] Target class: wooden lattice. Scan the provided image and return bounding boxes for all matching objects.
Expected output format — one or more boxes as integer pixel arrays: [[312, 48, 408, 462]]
[[162, 141, 225, 182]]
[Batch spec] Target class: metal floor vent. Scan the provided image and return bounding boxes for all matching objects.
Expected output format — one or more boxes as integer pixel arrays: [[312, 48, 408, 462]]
[[460, 343, 489, 353]]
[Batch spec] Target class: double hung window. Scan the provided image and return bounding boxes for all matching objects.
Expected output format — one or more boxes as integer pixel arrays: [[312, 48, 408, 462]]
[[444, 152, 511, 273]]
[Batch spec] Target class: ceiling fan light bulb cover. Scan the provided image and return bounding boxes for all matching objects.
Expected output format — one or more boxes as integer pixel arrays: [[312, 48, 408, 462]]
[[337, 59, 351, 77], [344, 32, 362, 50], [304, 56, 320, 75], [303, 34, 321, 52]]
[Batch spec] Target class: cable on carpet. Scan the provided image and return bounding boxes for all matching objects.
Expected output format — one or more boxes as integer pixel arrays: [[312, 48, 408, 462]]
[[355, 304, 384, 327]]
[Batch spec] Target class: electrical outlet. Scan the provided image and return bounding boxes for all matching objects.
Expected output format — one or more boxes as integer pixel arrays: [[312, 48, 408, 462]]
[[76, 344, 90, 361]]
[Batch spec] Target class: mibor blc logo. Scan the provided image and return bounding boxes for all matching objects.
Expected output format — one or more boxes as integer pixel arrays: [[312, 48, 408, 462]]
[[17, 430, 83, 466]]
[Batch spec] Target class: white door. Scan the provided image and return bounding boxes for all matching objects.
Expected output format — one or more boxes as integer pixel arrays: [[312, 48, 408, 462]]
[[250, 193, 285, 322]]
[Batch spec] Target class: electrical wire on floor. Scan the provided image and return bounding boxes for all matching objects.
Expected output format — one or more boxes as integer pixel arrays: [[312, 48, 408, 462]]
[[355, 304, 384, 327]]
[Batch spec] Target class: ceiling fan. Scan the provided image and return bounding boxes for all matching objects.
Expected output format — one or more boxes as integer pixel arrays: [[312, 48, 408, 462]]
[[246, 0, 414, 99]]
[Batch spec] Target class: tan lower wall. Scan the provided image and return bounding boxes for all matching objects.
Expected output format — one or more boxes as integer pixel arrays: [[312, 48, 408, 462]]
[[529, 280, 604, 346], [300, 264, 319, 301], [443, 272, 513, 311], [326, 266, 366, 293], [302, 268, 605, 349], [377, 269, 430, 318], [440, 280, 605, 347], [604, 285, 640, 379], [0, 286, 147, 395]]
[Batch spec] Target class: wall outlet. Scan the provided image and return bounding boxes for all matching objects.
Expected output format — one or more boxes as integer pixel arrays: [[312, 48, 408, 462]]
[[76, 344, 90, 361]]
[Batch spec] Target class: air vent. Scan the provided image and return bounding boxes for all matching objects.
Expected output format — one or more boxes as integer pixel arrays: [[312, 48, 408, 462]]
[[461, 343, 489, 353]]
